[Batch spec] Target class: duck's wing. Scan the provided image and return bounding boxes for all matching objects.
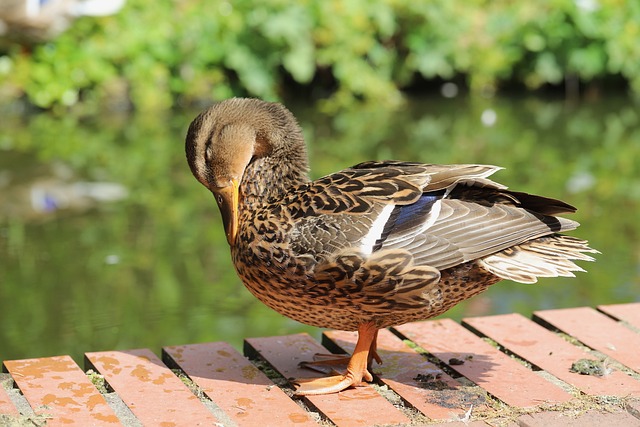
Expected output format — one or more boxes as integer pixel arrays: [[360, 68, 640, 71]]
[[286, 161, 580, 271], [383, 188, 580, 271]]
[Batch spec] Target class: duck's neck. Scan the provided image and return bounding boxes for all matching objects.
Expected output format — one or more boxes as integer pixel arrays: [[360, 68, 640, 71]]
[[240, 152, 310, 209]]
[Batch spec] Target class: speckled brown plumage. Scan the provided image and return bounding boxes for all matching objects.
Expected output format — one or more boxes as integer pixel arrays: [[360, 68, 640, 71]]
[[185, 98, 597, 395]]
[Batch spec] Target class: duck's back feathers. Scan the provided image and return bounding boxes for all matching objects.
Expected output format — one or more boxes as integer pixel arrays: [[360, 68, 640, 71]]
[[282, 161, 593, 284]]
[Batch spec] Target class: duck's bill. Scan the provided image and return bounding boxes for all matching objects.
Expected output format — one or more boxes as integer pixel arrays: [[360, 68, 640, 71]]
[[214, 179, 240, 246]]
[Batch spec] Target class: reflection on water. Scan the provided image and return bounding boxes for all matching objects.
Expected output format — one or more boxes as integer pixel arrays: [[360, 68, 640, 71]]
[[1, 95, 638, 362]]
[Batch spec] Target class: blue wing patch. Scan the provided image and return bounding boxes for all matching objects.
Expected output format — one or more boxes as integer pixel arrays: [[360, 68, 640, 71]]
[[373, 190, 445, 251]]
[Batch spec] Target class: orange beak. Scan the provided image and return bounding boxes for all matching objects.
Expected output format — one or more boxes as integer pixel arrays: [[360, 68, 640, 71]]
[[214, 178, 240, 246]]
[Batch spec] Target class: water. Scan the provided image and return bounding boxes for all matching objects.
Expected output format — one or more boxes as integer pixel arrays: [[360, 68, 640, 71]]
[[1, 94, 638, 363]]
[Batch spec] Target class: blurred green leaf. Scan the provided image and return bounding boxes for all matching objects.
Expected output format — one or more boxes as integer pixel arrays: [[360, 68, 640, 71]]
[[1, 0, 640, 111]]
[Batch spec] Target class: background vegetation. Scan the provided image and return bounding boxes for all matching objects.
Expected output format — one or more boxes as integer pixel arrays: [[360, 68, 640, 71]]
[[1, 0, 640, 112]]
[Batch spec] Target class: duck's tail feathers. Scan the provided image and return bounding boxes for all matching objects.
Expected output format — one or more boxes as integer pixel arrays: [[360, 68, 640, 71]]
[[478, 235, 598, 284]]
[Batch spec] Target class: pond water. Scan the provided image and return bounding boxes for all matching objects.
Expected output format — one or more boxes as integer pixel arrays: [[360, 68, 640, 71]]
[[1, 94, 638, 363]]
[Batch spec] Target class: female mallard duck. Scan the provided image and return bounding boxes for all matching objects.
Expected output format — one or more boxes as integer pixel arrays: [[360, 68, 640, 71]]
[[185, 98, 596, 395]]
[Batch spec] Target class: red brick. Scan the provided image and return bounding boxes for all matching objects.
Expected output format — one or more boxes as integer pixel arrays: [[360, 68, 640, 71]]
[[245, 333, 409, 427], [598, 303, 640, 330], [3, 356, 119, 425], [432, 422, 492, 427], [396, 319, 573, 408], [0, 383, 19, 416], [518, 409, 640, 427], [324, 328, 490, 420], [163, 342, 315, 426], [463, 313, 640, 396], [534, 307, 640, 374], [86, 348, 219, 426]]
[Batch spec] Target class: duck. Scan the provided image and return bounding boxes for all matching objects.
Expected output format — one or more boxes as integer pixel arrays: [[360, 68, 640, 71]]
[[185, 98, 597, 395]]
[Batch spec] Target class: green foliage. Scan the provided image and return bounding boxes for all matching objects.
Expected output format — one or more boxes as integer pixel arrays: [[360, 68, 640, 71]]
[[1, 0, 640, 110]]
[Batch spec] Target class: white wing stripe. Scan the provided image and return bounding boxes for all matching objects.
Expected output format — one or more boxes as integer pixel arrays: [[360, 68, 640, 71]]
[[360, 204, 395, 255]]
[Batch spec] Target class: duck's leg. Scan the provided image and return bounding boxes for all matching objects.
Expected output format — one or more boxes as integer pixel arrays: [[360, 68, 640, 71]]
[[299, 328, 381, 375], [294, 322, 378, 395], [369, 328, 382, 365]]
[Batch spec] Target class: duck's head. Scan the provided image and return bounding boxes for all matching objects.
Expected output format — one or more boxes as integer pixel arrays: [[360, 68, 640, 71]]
[[185, 98, 307, 246]]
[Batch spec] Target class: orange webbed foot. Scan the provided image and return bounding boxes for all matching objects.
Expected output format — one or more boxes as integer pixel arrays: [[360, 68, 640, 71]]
[[292, 323, 379, 395], [293, 373, 366, 395]]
